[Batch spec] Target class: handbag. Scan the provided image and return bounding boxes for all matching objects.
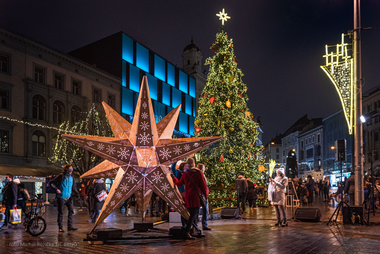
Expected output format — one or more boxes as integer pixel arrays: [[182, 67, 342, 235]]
[[95, 190, 108, 202], [10, 209, 22, 224]]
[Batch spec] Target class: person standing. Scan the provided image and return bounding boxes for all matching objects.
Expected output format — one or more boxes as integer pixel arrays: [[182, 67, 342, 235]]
[[49, 164, 79, 232], [78, 183, 87, 211], [318, 180, 323, 198], [345, 172, 355, 206], [235, 172, 248, 213], [1, 174, 18, 230], [173, 157, 208, 240], [197, 163, 211, 230], [305, 175, 315, 204], [85, 179, 96, 221], [323, 177, 331, 202], [14, 178, 29, 214], [91, 178, 107, 223], [269, 168, 288, 227], [247, 178, 258, 210]]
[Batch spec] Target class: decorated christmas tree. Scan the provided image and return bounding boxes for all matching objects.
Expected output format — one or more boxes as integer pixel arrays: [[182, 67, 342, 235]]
[[50, 104, 113, 177], [195, 30, 265, 206]]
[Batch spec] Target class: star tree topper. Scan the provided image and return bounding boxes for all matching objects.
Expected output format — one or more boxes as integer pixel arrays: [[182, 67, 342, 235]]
[[216, 8, 231, 25], [62, 76, 222, 232]]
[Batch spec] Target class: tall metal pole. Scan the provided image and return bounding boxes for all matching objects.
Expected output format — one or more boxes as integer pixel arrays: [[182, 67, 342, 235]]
[[353, 0, 364, 205]]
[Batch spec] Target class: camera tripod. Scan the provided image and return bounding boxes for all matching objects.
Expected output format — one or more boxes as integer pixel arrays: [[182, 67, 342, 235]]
[[327, 196, 349, 225], [363, 182, 380, 225]]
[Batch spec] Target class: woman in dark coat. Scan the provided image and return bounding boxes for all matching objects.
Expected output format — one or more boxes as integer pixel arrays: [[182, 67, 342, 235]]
[[173, 157, 208, 239], [91, 178, 107, 223], [247, 178, 258, 210]]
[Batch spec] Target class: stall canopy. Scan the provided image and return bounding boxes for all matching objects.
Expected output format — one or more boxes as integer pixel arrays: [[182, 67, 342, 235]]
[[0, 166, 62, 179]]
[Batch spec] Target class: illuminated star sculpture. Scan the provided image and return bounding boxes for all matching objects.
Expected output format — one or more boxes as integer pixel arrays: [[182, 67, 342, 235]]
[[62, 76, 222, 232], [216, 8, 231, 25]]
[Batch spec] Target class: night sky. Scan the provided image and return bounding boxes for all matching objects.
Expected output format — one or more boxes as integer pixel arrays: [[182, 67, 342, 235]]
[[1, 0, 380, 144]]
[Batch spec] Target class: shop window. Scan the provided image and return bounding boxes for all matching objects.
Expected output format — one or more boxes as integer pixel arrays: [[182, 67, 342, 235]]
[[32, 130, 46, 157], [32, 95, 46, 120]]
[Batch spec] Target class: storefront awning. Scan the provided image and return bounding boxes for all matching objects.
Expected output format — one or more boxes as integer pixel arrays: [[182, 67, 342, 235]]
[[0, 165, 62, 178]]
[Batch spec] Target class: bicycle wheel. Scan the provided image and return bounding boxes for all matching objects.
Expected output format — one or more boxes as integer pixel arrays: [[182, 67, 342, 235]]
[[27, 217, 46, 236]]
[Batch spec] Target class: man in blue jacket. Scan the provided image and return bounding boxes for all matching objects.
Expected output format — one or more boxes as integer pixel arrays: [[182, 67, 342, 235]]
[[50, 164, 79, 232], [1, 174, 18, 230]]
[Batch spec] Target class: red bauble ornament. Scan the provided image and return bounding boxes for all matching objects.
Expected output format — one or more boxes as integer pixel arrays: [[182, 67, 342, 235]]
[[195, 126, 201, 133], [202, 93, 208, 99], [212, 45, 217, 52], [220, 154, 224, 162], [210, 96, 215, 103], [238, 94, 243, 98]]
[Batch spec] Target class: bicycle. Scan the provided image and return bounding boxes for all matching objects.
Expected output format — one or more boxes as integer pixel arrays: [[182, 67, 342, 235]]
[[24, 194, 46, 236]]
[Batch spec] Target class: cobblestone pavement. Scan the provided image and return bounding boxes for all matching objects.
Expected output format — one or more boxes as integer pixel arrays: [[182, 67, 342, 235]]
[[1, 194, 380, 254]]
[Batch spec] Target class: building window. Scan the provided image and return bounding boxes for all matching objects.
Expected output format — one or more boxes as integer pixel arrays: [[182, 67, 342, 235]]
[[276, 154, 279, 160], [307, 148, 313, 158], [34, 65, 45, 83], [0, 89, 10, 110], [312, 136, 315, 143], [108, 94, 115, 108], [317, 134, 320, 143], [367, 104, 371, 113], [300, 150, 304, 160], [276, 148, 279, 153], [32, 95, 46, 120], [32, 130, 46, 157], [283, 150, 285, 156], [72, 80, 81, 95], [0, 53, 10, 73], [71, 106, 81, 124], [54, 73, 64, 90], [301, 140, 304, 148], [93, 88, 102, 103], [0, 130, 9, 153], [53, 101, 65, 124], [308, 137, 311, 144]]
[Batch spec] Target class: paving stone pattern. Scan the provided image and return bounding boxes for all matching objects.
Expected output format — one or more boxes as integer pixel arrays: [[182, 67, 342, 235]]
[[1, 194, 380, 254]]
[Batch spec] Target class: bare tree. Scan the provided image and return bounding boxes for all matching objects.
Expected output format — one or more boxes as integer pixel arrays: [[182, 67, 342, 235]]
[[50, 104, 113, 178]]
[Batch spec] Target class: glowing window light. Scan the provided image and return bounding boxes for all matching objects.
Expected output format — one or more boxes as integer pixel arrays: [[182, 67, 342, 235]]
[[179, 112, 188, 134], [179, 70, 188, 94], [320, 34, 353, 134], [122, 87, 133, 116], [122, 34, 134, 64], [189, 77, 196, 98], [172, 87, 181, 109], [154, 55, 166, 81], [162, 82, 171, 106], [129, 65, 140, 92], [216, 8, 231, 25], [136, 43, 149, 72], [167, 63, 175, 87]]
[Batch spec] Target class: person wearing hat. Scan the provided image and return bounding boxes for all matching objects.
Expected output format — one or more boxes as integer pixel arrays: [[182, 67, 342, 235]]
[[269, 168, 288, 227], [235, 172, 248, 213]]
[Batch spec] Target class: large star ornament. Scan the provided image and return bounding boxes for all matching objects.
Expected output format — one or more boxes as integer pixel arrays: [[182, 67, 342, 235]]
[[62, 76, 222, 232]]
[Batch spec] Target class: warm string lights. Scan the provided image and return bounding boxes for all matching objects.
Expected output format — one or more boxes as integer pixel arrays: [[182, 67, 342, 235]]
[[194, 30, 266, 207]]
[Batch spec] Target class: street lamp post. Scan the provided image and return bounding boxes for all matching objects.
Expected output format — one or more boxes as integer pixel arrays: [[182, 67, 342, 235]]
[[353, 0, 364, 206]]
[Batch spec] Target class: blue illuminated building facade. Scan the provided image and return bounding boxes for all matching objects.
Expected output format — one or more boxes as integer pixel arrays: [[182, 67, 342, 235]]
[[70, 32, 197, 137]]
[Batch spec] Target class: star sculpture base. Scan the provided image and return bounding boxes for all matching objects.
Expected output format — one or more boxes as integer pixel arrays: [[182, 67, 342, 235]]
[[62, 76, 222, 233]]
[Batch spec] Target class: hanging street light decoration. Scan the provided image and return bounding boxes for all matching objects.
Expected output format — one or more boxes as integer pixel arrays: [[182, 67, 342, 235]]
[[62, 76, 222, 233], [320, 33, 354, 134]]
